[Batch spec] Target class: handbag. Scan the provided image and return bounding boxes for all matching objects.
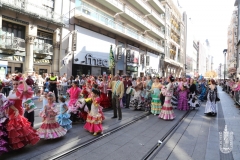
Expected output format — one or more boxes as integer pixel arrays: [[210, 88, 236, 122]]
[[216, 97, 220, 102]]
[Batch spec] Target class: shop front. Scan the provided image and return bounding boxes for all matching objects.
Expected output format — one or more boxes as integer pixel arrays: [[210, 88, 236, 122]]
[[144, 52, 160, 77], [0, 55, 24, 73], [33, 58, 52, 76], [126, 45, 139, 77], [73, 26, 115, 77]]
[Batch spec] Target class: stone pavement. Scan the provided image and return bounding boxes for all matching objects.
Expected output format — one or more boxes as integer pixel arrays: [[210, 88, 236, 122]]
[[153, 86, 240, 160], [1, 108, 147, 160], [63, 110, 187, 160]]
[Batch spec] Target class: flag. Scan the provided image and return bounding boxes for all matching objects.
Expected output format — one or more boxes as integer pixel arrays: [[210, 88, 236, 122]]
[[109, 45, 115, 69]]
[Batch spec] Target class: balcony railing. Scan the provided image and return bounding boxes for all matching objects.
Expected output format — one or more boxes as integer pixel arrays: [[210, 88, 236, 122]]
[[33, 41, 53, 55], [106, 0, 124, 10], [75, 5, 164, 52], [0, 0, 64, 25], [0, 29, 25, 51], [124, 6, 164, 37]]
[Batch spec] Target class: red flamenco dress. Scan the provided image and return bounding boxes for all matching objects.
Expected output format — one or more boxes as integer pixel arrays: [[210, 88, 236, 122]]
[[84, 97, 103, 134], [5, 86, 39, 150], [99, 82, 110, 108]]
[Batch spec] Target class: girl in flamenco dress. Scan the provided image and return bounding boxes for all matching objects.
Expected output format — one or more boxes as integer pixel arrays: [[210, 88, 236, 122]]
[[0, 92, 9, 155], [37, 92, 67, 139], [56, 95, 72, 131], [67, 81, 81, 111], [5, 79, 40, 150], [84, 89, 104, 136]]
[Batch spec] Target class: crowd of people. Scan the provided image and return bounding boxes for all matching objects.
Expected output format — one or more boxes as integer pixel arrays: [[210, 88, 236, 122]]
[[0, 72, 221, 155]]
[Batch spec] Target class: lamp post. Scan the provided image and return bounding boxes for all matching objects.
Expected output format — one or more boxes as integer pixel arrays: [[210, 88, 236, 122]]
[[161, 54, 165, 77], [219, 63, 222, 80], [223, 49, 227, 81]]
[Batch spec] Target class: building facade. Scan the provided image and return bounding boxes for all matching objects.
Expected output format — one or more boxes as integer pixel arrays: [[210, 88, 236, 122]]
[[60, 0, 166, 77], [161, 0, 184, 77], [197, 40, 207, 76], [59, 0, 185, 78], [235, 0, 240, 78], [227, 7, 238, 78], [0, 0, 65, 77]]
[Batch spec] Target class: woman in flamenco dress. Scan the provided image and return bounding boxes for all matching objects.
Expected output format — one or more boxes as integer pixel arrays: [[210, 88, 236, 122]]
[[0, 91, 9, 155], [159, 75, 176, 120], [5, 79, 39, 150], [99, 76, 110, 108]]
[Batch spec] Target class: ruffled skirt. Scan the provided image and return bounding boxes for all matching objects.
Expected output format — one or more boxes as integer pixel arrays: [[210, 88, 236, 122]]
[[37, 119, 67, 139], [84, 114, 103, 133], [100, 93, 110, 108], [57, 113, 72, 131], [151, 94, 162, 114], [6, 115, 40, 150], [0, 117, 8, 155], [159, 97, 175, 120]]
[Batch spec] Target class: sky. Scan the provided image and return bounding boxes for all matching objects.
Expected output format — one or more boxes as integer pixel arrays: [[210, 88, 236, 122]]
[[175, 0, 236, 69]]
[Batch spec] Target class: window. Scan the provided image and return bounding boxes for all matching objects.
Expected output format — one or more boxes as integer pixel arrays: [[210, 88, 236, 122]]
[[146, 56, 150, 66], [37, 30, 53, 45], [2, 21, 25, 39]]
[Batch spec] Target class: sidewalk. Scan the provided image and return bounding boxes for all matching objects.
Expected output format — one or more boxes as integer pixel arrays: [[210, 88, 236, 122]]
[[153, 86, 239, 160]]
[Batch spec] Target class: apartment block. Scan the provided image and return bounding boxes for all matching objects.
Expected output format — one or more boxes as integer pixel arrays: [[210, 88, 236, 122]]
[[60, 0, 185, 77], [227, 7, 238, 78], [0, 0, 66, 77]]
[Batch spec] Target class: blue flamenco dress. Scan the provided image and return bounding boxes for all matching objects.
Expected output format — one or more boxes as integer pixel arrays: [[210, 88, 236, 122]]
[[57, 103, 72, 131]]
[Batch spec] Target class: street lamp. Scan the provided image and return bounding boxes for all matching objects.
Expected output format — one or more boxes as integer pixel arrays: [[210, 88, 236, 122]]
[[223, 49, 227, 81], [219, 63, 222, 80], [161, 54, 165, 77]]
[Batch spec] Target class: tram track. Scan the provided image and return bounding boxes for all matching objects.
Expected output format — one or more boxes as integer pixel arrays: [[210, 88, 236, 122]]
[[141, 110, 197, 160], [45, 112, 150, 160]]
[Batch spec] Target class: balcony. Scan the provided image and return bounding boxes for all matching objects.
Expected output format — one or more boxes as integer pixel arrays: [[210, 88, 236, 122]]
[[128, 0, 165, 26], [75, 5, 164, 53], [171, 25, 180, 35], [33, 41, 53, 55], [0, 29, 25, 52], [96, 0, 124, 12], [0, 0, 64, 26], [148, 0, 165, 14], [95, 1, 164, 39]]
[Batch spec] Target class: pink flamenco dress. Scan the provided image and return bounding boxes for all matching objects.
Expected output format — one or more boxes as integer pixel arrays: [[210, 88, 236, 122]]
[[67, 87, 81, 113], [37, 103, 67, 139], [0, 93, 9, 155], [159, 83, 176, 120], [5, 88, 40, 150], [84, 97, 103, 134]]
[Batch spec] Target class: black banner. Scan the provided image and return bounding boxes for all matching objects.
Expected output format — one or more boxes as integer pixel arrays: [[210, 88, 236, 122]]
[[140, 54, 144, 64], [126, 50, 131, 62], [117, 46, 122, 60]]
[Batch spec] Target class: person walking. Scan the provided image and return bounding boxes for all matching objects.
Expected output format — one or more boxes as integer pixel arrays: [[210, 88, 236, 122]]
[[109, 75, 124, 120], [205, 79, 220, 116], [49, 73, 59, 103]]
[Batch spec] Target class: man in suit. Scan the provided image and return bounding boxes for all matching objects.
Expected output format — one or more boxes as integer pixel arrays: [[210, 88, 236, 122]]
[[109, 74, 124, 120]]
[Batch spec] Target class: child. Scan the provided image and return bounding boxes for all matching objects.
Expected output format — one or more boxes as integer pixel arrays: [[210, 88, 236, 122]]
[[57, 95, 72, 130], [39, 89, 49, 111], [84, 88, 103, 136], [23, 98, 37, 127], [37, 92, 67, 139]]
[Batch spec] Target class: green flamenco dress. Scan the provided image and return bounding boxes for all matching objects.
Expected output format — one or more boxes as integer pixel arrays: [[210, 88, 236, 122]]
[[151, 88, 162, 115]]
